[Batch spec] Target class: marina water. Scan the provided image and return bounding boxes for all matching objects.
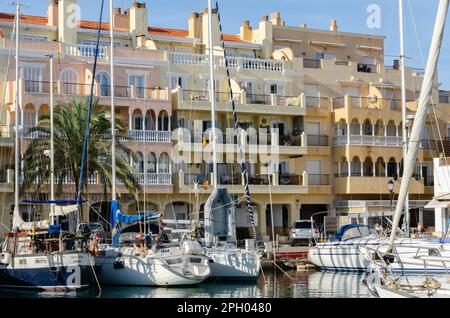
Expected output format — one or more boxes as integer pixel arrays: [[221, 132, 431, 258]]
[[0, 270, 374, 298]]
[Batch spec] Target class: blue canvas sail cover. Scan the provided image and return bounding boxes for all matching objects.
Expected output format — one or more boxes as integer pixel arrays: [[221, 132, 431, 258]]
[[111, 212, 161, 247]]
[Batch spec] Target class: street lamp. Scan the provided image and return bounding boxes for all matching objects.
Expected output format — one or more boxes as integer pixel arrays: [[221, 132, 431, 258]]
[[387, 179, 395, 230]]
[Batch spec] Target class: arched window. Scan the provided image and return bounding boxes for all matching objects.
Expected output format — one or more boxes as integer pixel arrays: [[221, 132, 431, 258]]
[[147, 152, 157, 173], [375, 157, 385, 177], [362, 119, 372, 136], [349, 118, 360, 135], [133, 152, 144, 173], [96, 72, 110, 96], [340, 157, 348, 176], [158, 110, 169, 131], [132, 109, 143, 130], [374, 119, 384, 136], [145, 110, 156, 131], [60, 68, 79, 94], [387, 157, 398, 179], [363, 157, 373, 176], [23, 104, 36, 127], [158, 153, 170, 173], [351, 156, 361, 176]]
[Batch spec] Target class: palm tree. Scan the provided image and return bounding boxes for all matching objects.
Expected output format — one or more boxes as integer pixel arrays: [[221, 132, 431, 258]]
[[21, 97, 141, 202]]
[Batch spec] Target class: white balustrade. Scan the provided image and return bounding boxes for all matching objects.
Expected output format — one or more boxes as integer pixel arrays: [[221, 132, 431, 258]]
[[65, 44, 108, 58], [137, 173, 172, 185]]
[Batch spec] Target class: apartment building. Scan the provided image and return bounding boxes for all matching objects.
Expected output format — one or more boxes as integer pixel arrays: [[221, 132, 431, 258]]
[[0, 0, 447, 239]]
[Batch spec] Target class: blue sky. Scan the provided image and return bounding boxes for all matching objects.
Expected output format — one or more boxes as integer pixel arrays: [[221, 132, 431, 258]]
[[1, 0, 449, 89]]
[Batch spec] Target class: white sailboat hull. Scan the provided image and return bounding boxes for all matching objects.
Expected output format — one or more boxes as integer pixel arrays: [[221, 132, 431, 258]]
[[206, 249, 261, 280], [96, 246, 211, 286], [308, 238, 450, 273]]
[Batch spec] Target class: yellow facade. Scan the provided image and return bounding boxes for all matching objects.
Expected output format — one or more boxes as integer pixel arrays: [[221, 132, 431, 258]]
[[0, 2, 447, 238]]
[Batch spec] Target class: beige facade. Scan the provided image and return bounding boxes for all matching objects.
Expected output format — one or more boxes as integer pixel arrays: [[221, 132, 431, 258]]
[[0, 1, 447, 238]]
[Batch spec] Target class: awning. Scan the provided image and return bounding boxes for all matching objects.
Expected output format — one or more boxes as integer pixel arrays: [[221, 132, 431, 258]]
[[308, 40, 346, 48], [274, 37, 303, 43], [424, 198, 450, 209], [357, 44, 383, 51], [51, 204, 79, 216]]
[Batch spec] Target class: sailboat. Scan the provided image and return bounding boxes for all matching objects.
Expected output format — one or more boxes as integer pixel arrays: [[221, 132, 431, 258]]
[[94, 0, 211, 286], [364, 0, 450, 298], [193, 0, 261, 281], [0, 2, 95, 291], [308, 0, 450, 274]]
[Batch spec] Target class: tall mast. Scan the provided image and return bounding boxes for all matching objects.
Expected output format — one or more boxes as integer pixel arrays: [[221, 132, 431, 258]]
[[399, 0, 409, 236], [207, 0, 218, 189], [110, 0, 116, 201], [49, 55, 55, 225], [388, 0, 449, 249], [13, 2, 20, 227]]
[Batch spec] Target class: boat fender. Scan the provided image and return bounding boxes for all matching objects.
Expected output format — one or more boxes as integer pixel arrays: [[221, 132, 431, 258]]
[[113, 257, 125, 269], [1, 252, 11, 265]]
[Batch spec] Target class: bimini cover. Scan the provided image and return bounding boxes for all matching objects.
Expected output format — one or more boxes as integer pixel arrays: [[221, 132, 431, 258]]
[[331, 224, 371, 242], [204, 187, 236, 247], [111, 217, 160, 247]]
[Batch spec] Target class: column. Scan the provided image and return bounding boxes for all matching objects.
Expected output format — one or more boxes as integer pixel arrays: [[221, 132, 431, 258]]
[[384, 124, 388, 145], [397, 162, 400, 177], [128, 110, 132, 130], [385, 162, 388, 177], [373, 162, 376, 177], [256, 204, 267, 240], [359, 123, 363, 136], [347, 122, 350, 144], [435, 207, 447, 238], [419, 208, 424, 225], [348, 161, 351, 177], [372, 124, 375, 137], [168, 115, 171, 131], [338, 162, 341, 177], [360, 160, 363, 177]]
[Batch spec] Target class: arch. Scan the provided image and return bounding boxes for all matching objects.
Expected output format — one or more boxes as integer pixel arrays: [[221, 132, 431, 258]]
[[362, 119, 372, 136], [337, 118, 347, 136], [374, 119, 384, 136], [23, 103, 36, 127], [132, 109, 143, 130], [350, 156, 361, 176], [386, 120, 397, 137], [60, 68, 79, 94], [158, 152, 170, 173], [96, 71, 110, 96], [146, 152, 157, 173], [349, 118, 360, 135], [387, 157, 398, 178], [145, 109, 156, 131], [375, 157, 385, 177], [363, 157, 373, 176], [340, 156, 349, 176], [158, 110, 169, 131], [133, 151, 144, 173], [38, 104, 49, 117]]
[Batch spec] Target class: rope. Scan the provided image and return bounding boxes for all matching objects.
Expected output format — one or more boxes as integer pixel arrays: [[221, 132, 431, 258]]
[[214, 1, 257, 242]]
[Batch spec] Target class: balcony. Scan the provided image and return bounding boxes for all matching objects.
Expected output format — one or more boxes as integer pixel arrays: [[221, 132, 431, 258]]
[[175, 89, 306, 116], [334, 134, 431, 148], [168, 52, 284, 72], [125, 130, 171, 143], [9, 80, 169, 110], [65, 43, 108, 58], [176, 171, 308, 194], [136, 173, 172, 185], [177, 130, 307, 156], [334, 173, 427, 194]]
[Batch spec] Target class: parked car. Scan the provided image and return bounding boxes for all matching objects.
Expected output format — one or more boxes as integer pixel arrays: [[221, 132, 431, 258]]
[[289, 220, 319, 246]]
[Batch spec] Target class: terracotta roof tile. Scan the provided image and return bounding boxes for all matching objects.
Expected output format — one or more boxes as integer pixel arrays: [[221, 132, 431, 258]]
[[223, 34, 243, 42], [148, 27, 189, 38], [0, 13, 47, 25], [0, 12, 244, 43]]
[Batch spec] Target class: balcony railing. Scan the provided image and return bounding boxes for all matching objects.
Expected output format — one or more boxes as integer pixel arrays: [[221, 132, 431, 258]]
[[137, 173, 172, 185], [168, 52, 283, 72], [334, 135, 433, 148], [65, 43, 108, 58], [246, 93, 271, 105], [127, 130, 171, 143], [308, 174, 330, 185]]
